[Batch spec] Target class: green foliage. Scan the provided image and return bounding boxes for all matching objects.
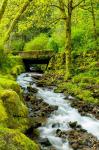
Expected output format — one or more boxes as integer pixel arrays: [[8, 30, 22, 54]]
[[0, 55, 24, 75], [11, 39, 25, 53], [11, 65, 24, 77], [24, 33, 49, 51], [0, 127, 40, 150], [48, 50, 99, 104], [48, 52, 65, 70], [72, 6, 98, 53], [47, 37, 59, 52], [49, 23, 66, 52], [59, 82, 98, 103], [0, 43, 6, 68], [72, 73, 96, 84], [72, 28, 85, 50]]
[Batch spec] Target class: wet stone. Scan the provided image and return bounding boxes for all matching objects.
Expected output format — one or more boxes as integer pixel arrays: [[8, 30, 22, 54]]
[[69, 121, 78, 128], [56, 122, 99, 150], [27, 86, 38, 93], [32, 75, 42, 80], [40, 138, 51, 147], [70, 99, 99, 119], [52, 123, 60, 128]]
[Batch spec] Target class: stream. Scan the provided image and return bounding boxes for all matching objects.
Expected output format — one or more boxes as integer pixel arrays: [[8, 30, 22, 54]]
[[17, 72, 99, 150]]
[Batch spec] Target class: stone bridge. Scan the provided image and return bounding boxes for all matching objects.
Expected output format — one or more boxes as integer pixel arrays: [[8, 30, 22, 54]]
[[19, 50, 55, 71]]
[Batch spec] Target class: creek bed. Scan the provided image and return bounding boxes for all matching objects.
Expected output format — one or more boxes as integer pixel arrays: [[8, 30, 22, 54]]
[[17, 72, 99, 150]]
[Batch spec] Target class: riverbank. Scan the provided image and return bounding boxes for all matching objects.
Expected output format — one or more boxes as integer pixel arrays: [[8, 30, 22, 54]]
[[37, 51, 99, 118], [0, 55, 40, 150], [17, 72, 99, 150]]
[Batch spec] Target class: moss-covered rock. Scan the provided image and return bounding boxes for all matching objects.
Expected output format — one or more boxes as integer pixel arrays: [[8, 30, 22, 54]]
[[0, 54, 31, 132], [0, 78, 21, 94], [7, 117, 30, 132], [1, 90, 28, 117], [0, 74, 14, 80], [11, 65, 24, 77], [0, 100, 8, 126], [0, 90, 29, 131], [0, 127, 40, 150]]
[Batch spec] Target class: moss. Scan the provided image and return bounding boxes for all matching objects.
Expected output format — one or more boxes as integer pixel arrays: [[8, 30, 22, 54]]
[[11, 65, 24, 77], [0, 55, 24, 75], [0, 54, 31, 132], [54, 88, 63, 93], [46, 51, 99, 104], [33, 129, 40, 138], [8, 55, 23, 66], [0, 78, 21, 94], [0, 100, 8, 126], [0, 90, 29, 131], [0, 74, 14, 80], [61, 82, 98, 103], [0, 127, 40, 150], [7, 117, 30, 132], [72, 73, 97, 84], [0, 90, 28, 117], [47, 52, 65, 70]]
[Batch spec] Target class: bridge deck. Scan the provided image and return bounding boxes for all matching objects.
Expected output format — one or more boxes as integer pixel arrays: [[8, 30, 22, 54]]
[[19, 50, 55, 59]]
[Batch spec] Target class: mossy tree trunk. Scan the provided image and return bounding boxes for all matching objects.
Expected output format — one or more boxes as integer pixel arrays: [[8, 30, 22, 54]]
[[65, 0, 73, 80], [0, 0, 8, 21], [58, 0, 72, 80], [53, 0, 85, 80], [58, 0, 86, 80], [90, 0, 97, 44], [4, 0, 32, 43]]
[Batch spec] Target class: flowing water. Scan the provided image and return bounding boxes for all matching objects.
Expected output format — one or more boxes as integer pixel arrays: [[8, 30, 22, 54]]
[[17, 72, 99, 150]]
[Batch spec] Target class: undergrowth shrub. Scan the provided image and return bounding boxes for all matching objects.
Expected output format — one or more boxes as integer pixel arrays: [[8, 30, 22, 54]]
[[11, 39, 25, 54], [47, 38, 59, 52], [24, 33, 49, 51]]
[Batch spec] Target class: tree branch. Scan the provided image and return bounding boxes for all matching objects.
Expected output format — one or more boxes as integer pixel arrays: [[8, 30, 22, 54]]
[[48, 17, 67, 25], [80, 6, 92, 13], [4, 0, 33, 42], [64, 4, 68, 9], [49, 4, 64, 11], [73, 0, 85, 9], [0, 0, 8, 21]]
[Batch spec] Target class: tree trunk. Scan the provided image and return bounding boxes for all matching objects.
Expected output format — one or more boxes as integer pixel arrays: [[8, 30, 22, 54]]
[[90, 0, 97, 43], [65, 0, 72, 80], [0, 0, 8, 21], [4, 0, 32, 43]]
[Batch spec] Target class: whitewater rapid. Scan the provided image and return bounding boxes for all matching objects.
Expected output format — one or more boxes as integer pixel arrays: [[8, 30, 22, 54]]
[[17, 73, 99, 150]]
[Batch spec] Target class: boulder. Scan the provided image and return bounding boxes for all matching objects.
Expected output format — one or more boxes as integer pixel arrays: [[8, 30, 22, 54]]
[[0, 90, 29, 132], [0, 127, 40, 150]]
